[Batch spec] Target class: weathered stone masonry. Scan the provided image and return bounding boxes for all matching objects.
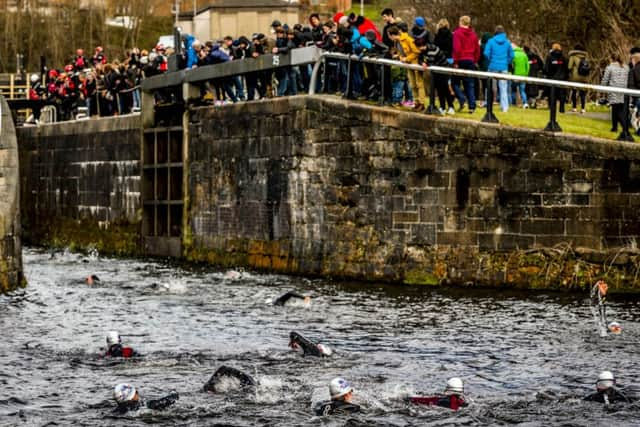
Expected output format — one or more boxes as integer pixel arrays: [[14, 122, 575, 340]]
[[17, 115, 142, 254], [186, 96, 640, 291], [0, 97, 23, 292], [14, 95, 640, 291]]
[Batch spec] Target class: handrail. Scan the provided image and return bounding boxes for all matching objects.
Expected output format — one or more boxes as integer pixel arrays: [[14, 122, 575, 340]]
[[309, 51, 640, 98]]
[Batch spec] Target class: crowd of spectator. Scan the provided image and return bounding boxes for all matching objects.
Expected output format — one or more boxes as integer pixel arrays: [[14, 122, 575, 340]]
[[28, 7, 640, 135]]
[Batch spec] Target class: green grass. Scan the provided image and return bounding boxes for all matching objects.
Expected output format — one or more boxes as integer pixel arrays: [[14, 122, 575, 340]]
[[462, 104, 624, 141]]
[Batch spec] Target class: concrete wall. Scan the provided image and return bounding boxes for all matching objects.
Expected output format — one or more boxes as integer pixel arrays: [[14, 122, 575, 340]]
[[17, 115, 142, 255], [0, 96, 22, 292], [185, 96, 640, 291]]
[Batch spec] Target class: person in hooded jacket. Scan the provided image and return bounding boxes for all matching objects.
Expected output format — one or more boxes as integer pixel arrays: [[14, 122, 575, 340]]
[[206, 44, 238, 103], [451, 15, 480, 112], [511, 40, 530, 107], [389, 25, 424, 109], [184, 34, 199, 69], [484, 25, 514, 112], [544, 43, 569, 113], [420, 40, 452, 114], [524, 46, 543, 108], [567, 44, 589, 113]]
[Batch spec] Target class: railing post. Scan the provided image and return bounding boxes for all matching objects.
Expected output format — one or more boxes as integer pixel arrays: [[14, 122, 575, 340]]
[[618, 94, 634, 141], [322, 56, 328, 93], [379, 63, 385, 106], [425, 70, 438, 114], [10, 74, 14, 99], [481, 77, 499, 123], [544, 86, 562, 132], [344, 57, 352, 99]]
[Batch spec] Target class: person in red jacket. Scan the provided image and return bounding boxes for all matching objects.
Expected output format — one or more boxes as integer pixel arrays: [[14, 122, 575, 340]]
[[105, 331, 139, 358], [347, 13, 381, 41], [451, 15, 480, 113], [409, 377, 467, 410]]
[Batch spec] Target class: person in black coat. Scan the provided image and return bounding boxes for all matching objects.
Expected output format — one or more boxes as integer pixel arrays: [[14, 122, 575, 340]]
[[544, 42, 569, 112], [524, 45, 543, 108]]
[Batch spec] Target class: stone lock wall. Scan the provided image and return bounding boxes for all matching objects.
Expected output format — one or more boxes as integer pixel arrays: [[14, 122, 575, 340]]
[[17, 115, 142, 254], [186, 96, 640, 291], [0, 96, 23, 292]]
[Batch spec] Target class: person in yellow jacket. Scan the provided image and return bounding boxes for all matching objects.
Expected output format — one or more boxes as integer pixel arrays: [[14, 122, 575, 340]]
[[388, 25, 426, 110]]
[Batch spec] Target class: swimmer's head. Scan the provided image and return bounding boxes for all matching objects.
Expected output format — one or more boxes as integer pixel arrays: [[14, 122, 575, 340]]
[[608, 322, 622, 334], [445, 377, 464, 396], [330, 377, 354, 401], [86, 274, 100, 285], [304, 296, 311, 306], [289, 332, 300, 350], [106, 331, 121, 347], [596, 371, 615, 391], [596, 280, 608, 296], [317, 343, 333, 356], [114, 383, 138, 403]]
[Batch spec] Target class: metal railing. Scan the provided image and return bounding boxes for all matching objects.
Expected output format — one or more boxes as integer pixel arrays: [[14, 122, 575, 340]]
[[0, 74, 29, 100], [309, 52, 640, 141]]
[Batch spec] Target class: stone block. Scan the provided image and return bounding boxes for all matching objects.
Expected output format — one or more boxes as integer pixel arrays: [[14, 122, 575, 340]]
[[437, 231, 477, 246], [520, 219, 565, 235], [392, 211, 419, 223], [409, 224, 436, 245], [478, 232, 534, 250], [428, 172, 451, 188]]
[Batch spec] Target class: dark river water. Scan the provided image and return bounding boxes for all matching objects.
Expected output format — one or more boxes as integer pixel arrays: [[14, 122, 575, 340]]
[[1, 248, 639, 426]]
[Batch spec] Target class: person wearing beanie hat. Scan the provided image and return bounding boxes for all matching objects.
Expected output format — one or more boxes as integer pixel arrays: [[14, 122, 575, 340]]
[[332, 12, 344, 23], [415, 16, 426, 28], [338, 15, 349, 27]]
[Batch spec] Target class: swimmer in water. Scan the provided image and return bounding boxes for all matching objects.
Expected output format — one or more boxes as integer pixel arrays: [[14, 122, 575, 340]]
[[273, 291, 311, 307], [590, 280, 608, 316], [113, 383, 179, 414], [409, 377, 467, 410], [608, 321, 622, 334], [289, 331, 333, 357], [104, 331, 139, 358], [315, 377, 361, 415], [204, 366, 256, 393], [584, 371, 632, 404], [86, 274, 100, 285]]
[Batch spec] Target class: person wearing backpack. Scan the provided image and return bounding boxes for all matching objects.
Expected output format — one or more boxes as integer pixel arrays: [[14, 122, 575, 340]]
[[568, 44, 589, 113]]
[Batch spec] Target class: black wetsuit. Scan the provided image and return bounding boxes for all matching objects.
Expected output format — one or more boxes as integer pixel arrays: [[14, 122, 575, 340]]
[[315, 399, 361, 416], [585, 388, 632, 404], [410, 394, 467, 410], [289, 331, 326, 357], [274, 291, 306, 306], [106, 344, 139, 358], [204, 365, 256, 392], [113, 392, 179, 414]]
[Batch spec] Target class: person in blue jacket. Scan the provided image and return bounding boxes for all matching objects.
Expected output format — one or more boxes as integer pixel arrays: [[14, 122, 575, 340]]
[[184, 34, 199, 69], [484, 25, 514, 112]]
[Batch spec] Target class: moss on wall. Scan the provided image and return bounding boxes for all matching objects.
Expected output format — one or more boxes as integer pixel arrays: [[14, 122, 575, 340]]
[[25, 217, 142, 257]]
